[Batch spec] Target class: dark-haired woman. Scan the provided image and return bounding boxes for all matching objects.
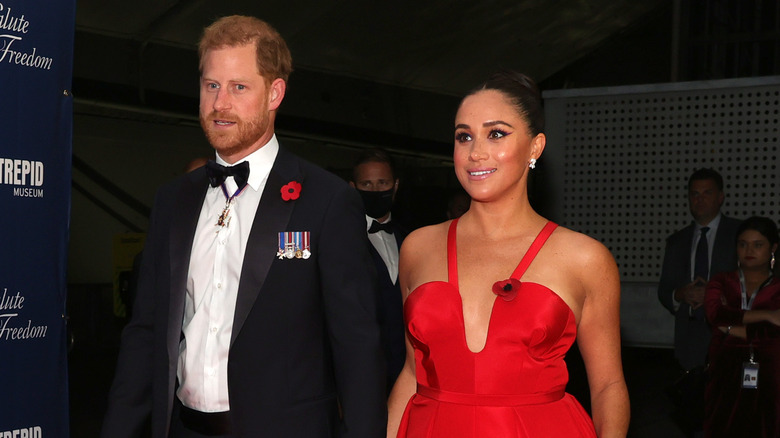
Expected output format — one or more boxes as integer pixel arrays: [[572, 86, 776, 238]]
[[386, 72, 629, 438], [704, 216, 780, 437]]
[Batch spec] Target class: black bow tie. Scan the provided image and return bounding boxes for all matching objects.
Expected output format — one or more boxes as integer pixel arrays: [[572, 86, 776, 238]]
[[368, 220, 393, 234], [205, 161, 250, 190]]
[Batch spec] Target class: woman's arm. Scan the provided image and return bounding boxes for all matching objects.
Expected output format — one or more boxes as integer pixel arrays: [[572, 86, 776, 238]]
[[386, 337, 416, 437], [704, 274, 744, 327], [708, 276, 780, 340], [575, 240, 630, 438], [386, 232, 425, 438], [742, 308, 780, 326], [716, 324, 747, 339], [715, 309, 780, 340]]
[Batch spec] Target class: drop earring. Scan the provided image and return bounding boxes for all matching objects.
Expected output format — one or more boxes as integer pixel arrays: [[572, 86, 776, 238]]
[[771, 253, 775, 270], [528, 158, 537, 169]]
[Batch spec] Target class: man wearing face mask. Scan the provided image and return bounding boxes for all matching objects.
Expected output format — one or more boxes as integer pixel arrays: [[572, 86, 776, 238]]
[[350, 148, 407, 393]]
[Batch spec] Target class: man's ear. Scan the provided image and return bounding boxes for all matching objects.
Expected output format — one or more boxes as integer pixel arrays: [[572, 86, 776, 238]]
[[268, 78, 286, 111]]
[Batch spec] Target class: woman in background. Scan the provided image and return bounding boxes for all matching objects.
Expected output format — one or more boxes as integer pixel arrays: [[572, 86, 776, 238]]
[[704, 216, 780, 437], [387, 71, 629, 438]]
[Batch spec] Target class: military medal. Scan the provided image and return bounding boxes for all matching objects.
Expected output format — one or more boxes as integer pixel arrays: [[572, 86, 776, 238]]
[[215, 183, 247, 229], [278, 231, 311, 259], [216, 199, 233, 228]]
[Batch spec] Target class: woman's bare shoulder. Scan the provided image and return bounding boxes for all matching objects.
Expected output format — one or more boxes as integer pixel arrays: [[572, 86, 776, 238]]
[[545, 224, 620, 316], [548, 224, 616, 268], [401, 221, 450, 254], [399, 221, 451, 297]]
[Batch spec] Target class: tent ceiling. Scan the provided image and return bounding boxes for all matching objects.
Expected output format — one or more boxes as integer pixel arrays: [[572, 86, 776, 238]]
[[73, 0, 670, 155], [76, 0, 667, 95]]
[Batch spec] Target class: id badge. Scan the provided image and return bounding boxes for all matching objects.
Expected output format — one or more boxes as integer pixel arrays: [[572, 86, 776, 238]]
[[742, 361, 759, 389]]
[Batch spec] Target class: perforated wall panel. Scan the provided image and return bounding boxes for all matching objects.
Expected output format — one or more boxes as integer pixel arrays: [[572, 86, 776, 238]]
[[544, 77, 780, 282]]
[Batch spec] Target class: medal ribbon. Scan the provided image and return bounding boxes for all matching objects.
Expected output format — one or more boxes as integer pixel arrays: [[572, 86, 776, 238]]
[[216, 182, 248, 228], [221, 182, 248, 202]]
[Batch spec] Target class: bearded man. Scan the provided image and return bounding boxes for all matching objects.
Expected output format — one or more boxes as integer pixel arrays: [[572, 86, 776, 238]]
[[101, 15, 386, 438]]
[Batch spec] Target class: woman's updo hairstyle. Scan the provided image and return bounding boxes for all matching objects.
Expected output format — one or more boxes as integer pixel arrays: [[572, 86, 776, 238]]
[[466, 71, 544, 136]]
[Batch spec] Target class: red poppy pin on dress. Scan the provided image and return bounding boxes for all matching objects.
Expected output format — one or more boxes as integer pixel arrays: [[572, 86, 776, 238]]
[[492, 278, 521, 301]]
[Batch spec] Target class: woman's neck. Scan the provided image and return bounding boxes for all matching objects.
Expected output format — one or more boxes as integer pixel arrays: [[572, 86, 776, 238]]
[[463, 199, 542, 237], [741, 266, 772, 286]]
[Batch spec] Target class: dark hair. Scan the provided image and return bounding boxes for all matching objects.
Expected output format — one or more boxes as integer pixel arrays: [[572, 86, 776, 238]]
[[688, 168, 724, 192], [737, 216, 779, 247], [465, 71, 544, 136], [351, 148, 397, 181], [199, 15, 293, 83]]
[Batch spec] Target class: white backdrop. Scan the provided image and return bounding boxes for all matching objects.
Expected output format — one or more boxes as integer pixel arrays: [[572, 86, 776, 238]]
[[544, 76, 780, 346]]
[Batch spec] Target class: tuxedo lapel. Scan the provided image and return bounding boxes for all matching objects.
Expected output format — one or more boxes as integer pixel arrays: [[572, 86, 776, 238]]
[[712, 216, 734, 272], [231, 148, 301, 346], [392, 224, 405, 249], [167, 170, 209, 361], [680, 224, 696, 281], [367, 243, 392, 284]]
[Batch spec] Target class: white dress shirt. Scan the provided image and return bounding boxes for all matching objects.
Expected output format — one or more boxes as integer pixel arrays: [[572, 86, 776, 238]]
[[365, 214, 399, 284], [176, 136, 278, 412], [672, 213, 723, 310]]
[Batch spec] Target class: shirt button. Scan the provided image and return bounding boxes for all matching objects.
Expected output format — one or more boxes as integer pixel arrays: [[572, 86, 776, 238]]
[[206, 368, 215, 376], [210, 326, 218, 333], [216, 283, 222, 289]]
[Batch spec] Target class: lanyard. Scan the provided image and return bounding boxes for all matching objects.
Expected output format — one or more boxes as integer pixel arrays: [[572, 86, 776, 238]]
[[738, 269, 774, 310]]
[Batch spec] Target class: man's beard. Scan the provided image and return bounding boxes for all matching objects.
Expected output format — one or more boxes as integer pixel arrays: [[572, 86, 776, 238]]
[[200, 111, 268, 158]]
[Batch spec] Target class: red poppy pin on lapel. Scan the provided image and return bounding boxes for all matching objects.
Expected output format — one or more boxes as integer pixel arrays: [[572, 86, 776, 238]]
[[281, 181, 301, 201]]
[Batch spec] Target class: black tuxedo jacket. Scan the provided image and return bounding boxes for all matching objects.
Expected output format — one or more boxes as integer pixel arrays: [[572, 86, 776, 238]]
[[657, 215, 741, 370], [366, 221, 408, 392], [102, 147, 386, 437]]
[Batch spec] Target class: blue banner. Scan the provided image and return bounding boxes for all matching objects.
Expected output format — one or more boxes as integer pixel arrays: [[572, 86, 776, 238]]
[[0, 0, 76, 436]]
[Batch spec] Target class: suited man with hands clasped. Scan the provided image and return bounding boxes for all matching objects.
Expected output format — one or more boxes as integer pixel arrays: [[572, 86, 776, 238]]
[[101, 15, 386, 438], [658, 168, 740, 436], [349, 148, 408, 393]]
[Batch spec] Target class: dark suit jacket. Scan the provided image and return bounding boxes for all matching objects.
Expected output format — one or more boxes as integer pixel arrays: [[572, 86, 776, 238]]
[[102, 147, 386, 438], [658, 214, 741, 370], [367, 221, 407, 392]]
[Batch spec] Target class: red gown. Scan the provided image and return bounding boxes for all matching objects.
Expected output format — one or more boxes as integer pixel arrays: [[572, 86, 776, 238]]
[[397, 220, 596, 437]]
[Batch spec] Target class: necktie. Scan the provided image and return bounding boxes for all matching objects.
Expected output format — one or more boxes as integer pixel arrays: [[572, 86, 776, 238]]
[[368, 220, 393, 234], [205, 161, 250, 191], [694, 227, 710, 280]]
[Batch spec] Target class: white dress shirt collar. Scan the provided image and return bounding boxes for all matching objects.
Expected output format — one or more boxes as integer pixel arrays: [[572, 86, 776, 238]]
[[215, 134, 279, 192], [365, 212, 392, 230], [365, 213, 399, 284]]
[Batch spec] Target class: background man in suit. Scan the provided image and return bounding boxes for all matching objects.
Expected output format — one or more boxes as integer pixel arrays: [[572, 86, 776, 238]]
[[658, 167, 740, 436], [101, 15, 386, 438], [349, 148, 407, 392]]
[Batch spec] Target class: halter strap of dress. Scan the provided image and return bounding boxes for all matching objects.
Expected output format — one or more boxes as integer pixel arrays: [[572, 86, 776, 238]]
[[446, 218, 459, 285], [446, 219, 558, 286], [510, 221, 558, 279]]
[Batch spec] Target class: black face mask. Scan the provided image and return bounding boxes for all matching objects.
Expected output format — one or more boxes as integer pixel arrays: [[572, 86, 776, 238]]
[[357, 188, 394, 219]]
